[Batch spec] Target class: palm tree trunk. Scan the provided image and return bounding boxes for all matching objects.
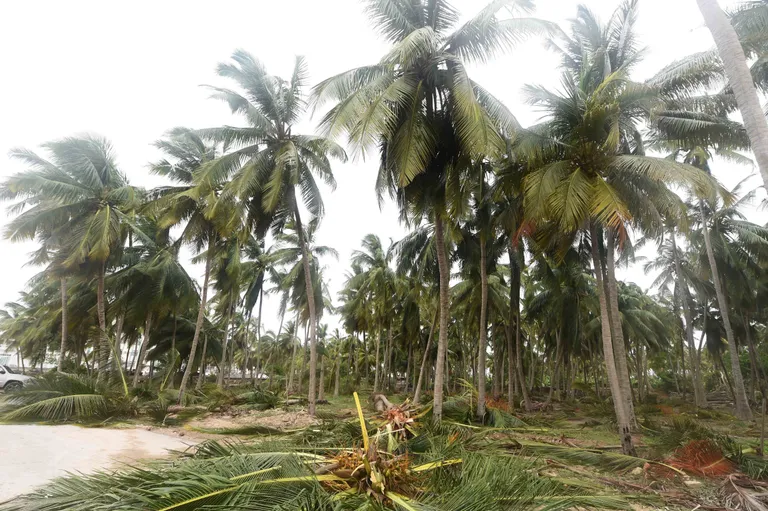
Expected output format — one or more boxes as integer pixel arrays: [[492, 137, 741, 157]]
[[294, 205, 318, 416], [217, 304, 234, 387], [318, 353, 325, 401], [414, 307, 438, 405], [363, 331, 369, 381], [196, 332, 209, 391], [287, 318, 299, 393], [58, 277, 68, 372], [178, 239, 214, 404], [334, 350, 341, 398], [404, 341, 412, 394], [374, 329, 382, 392], [133, 312, 153, 388], [432, 216, 451, 423], [547, 329, 563, 405], [507, 322, 516, 410], [476, 236, 489, 420], [672, 232, 708, 407], [96, 264, 110, 380], [745, 314, 768, 398], [606, 232, 637, 427], [169, 313, 177, 389], [696, 0, 768, 189], [700, 201, 752, 420], [591, 225, 636, 456], [509, 243, 531, 411], [243, 314, 251, 385]]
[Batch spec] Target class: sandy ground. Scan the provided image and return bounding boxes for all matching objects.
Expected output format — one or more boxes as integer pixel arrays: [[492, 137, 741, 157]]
[[189, 408, 320, 431], [0, 425, 193, 501]]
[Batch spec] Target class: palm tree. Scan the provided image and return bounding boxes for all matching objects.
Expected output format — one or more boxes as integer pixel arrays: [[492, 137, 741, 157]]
[[695, 0, 768, 189], [644, 229, 709, 408], [518, 1, 717, 454], [148, 128, 239, 403], [110, 217, 198, 389], [199, 52, 346, 415], [2, 136, 137, 379], [392, 224, 443, 405], [270, 221, 337, 395], [312, 0, 553, 422], [690, 180, 768, 419], [350, 234, 398, 392]]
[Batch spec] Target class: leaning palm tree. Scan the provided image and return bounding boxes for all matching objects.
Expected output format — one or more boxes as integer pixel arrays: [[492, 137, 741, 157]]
[[1, 136, 137, 378], [695, 0, 768, 189], [198, 51, 347, 415], [312, 0, 553, 422], [148, 128, 240, 403]]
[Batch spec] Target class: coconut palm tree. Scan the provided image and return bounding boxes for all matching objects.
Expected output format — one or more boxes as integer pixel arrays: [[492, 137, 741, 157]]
[[148, 128, 240, 403], [198, 51, 346, 415], [349, 234, 398, 392], [2, 136, 138, 378], [110, 216, 198, 389], [689, 180, 768, 419], [518, 1, 717, 454], [695, 0, 768, 189], [312, 0, 553, 422], [644, 228, 709, 408]]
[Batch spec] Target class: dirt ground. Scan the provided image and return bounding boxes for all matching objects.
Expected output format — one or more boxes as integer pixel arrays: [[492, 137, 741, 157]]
[[0, 425, 193, 501], [187, 407, 320, 431]]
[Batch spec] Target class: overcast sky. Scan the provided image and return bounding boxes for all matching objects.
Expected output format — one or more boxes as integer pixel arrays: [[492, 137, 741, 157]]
[[0, 0, 764, 336]]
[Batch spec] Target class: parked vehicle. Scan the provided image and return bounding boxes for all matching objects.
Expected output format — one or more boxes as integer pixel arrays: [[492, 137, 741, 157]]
[[0, 365, 32, 391]]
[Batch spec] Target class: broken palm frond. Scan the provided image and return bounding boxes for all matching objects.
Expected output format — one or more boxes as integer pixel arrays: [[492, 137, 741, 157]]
[[650, 416, 768, 479], [510, 439, 686, 477], [721, 474, 768, 511], [512, 440, 647, 471], [662, 440, 736, 478], [380, 400, 418, 441], [188, 424, 286, 436], [0, 373, 122, 422]]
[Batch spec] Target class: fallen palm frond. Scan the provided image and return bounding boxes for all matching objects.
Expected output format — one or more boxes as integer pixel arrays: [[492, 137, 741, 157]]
[[721, 474, 768, 511], [0, 373, 121, 421], [650, 416, 768, 479], [511, 439, 649, 472], [663, 439, 736, 478], [188, 424, 287, 436]]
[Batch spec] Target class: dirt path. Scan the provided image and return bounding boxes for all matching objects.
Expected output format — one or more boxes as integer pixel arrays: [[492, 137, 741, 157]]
[[0, 425, 194, 501]]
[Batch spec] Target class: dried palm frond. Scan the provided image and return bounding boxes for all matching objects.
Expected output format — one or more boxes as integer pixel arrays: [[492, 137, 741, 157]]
[[721, 475, 768, 511]]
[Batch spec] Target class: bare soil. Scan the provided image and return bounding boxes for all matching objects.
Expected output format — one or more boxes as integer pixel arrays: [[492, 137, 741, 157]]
[[188, 407, 320, 431]]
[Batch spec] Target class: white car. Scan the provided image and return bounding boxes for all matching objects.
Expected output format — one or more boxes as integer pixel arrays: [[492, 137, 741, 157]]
[[0, 365, 32, 391]]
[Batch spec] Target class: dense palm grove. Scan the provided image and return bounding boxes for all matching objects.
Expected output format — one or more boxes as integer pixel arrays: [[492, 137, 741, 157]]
[[2, 0, 768, 473]]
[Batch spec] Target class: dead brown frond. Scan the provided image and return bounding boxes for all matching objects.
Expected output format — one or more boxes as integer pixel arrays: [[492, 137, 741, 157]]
[[721, 474, 768, 511]]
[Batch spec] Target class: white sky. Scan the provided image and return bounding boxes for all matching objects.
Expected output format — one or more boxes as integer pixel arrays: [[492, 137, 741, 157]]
[[0, 0, 764, 335]]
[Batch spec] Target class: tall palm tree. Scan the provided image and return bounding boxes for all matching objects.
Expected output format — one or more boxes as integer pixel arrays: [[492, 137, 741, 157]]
[[199, 52, 346, 415], [644, 228, 709, 408], [689, 181, 768, 419], [350, 234, 397, 392], [148, 128, 239, 403], [312, 0, 552, 421], [2, 136, 137, 378], [110, 217, 198, 389], [519, 1, 716, 454], [695, 0, 768, 189]]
